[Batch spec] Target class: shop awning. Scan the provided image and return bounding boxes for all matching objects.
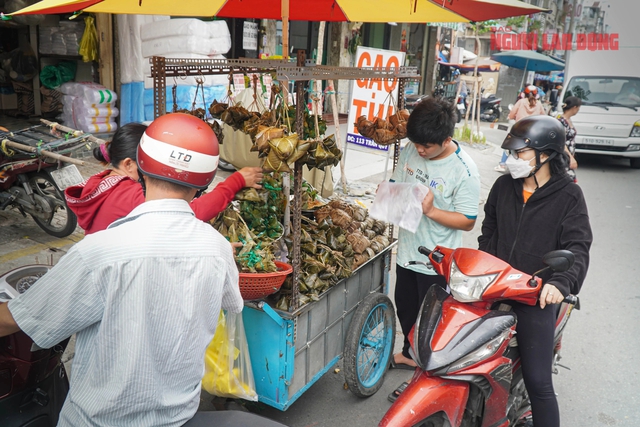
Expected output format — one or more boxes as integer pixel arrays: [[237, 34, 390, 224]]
[[428, 0, 549, 21]]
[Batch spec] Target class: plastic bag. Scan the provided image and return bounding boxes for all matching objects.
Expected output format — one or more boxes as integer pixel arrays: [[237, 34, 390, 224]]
[[79, 16, 99, 62], [370, 182, 430, 233], [9, 46, 38, 82], [40, 61, 76, 89], [202, 311, 257, 401]]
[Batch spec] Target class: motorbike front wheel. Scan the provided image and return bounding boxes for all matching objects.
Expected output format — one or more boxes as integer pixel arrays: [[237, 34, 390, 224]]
[[28, 171, 78, 238]]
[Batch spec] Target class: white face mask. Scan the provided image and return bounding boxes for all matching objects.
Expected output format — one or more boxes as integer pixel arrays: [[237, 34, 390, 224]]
[[505, 154, 534, 179]]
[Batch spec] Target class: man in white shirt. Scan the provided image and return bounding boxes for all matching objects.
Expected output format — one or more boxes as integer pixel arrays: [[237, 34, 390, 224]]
[[0, 113, 244, 427]]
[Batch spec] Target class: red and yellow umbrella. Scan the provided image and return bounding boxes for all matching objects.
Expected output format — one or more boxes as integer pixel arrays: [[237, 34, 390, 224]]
[[428, 0, 547, 22], [8, 0, 469, 22]]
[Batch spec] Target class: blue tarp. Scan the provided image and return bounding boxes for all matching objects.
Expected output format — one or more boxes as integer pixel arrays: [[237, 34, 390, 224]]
[[119, 83, 228, 124]]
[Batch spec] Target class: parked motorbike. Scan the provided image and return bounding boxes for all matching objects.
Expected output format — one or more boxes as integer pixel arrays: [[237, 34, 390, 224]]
[[478, 94, 503, 122], [380, 245, 579, 427], [0, 265, 289, 427], [0, 264, 69, 427], [454, 95, 466, 123], [0, 124, 86, 238], [405, 85, 465, 123]]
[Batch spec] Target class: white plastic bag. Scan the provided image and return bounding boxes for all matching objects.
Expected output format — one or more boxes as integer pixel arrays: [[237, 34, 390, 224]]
[[370, 182, 429, 233]]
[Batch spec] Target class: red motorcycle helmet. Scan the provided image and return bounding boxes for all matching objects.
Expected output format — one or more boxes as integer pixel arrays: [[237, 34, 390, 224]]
[[137, 113, 219, 190], [524, 85, 538, 96]]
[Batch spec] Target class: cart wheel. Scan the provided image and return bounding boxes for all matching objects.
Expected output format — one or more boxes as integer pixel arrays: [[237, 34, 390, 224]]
[[344, 292, 395, 398]]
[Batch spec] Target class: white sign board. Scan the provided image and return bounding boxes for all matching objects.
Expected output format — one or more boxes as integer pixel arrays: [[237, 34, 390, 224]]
[[243, 22, 258, 51], [347, 46, 406, 152], [526, 70, 536, 85]]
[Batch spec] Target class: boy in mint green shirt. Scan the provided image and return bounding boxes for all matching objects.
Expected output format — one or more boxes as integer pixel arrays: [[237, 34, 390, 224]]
[[389, 97, 480, 371]]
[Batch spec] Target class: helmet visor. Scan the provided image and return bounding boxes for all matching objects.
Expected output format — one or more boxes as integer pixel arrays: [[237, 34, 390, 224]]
[[501, 133, 530, 151]]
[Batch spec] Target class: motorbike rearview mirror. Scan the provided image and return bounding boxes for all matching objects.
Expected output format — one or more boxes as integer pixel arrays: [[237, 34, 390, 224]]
[[508, 104, 514, 111], [527, 250, 575, 287], [542, 250, 575, 273]]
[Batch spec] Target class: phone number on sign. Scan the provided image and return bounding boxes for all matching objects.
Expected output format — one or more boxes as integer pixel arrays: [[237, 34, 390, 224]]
[[346, 133, 389, 151]]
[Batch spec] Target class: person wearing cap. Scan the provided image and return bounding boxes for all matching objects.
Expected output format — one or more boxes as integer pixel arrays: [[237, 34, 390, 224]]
[[0, 113, 245, 426], [509, 85, 546, 122], [479, 115, 592, 427], [65, 122, 263, 234]]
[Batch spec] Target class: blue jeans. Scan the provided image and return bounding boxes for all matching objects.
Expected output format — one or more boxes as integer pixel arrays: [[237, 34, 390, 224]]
[[500, 151, 508, 165]]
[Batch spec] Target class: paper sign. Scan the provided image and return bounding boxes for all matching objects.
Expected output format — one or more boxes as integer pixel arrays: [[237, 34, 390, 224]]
[[347, 46, 406, 152], [243, 22, 258, 51]]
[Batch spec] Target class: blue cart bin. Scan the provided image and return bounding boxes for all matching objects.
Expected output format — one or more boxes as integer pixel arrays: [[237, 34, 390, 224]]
[[243, 243, 395, 410]]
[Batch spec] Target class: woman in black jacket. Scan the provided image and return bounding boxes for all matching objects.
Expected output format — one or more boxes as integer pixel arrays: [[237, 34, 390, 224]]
[[479, 115, 592, 427]]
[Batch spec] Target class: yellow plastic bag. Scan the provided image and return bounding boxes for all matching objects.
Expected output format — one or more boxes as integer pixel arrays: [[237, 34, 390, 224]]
[[79, 16, 99, 63], [202, 311, 257, 401]]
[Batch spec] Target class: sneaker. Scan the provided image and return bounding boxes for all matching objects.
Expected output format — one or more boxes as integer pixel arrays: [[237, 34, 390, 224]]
[[494, 164, 507, 172]]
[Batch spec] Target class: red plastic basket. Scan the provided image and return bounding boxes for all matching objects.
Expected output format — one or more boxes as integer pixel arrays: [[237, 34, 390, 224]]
[[238, 261, 293, 300]]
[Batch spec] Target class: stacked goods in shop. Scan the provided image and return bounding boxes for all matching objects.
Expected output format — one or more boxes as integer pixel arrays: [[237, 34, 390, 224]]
[[59, 82, 118, 133], [48, 21, 85, 56], [38, 26, 57, 55], [140, 19, 231, 89], [117, 14, 168, 124]]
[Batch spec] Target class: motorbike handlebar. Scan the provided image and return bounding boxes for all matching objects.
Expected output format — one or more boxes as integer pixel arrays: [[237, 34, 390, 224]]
[[563, 294, 578, 306], [418, 246, 432, 257]]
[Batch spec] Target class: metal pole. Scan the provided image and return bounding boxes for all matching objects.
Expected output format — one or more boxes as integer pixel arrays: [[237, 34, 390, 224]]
[[519, 59, 530, 92], [291, 50, 306, 311], [282, 0, 290, 59], [419, 24, 430, 95]]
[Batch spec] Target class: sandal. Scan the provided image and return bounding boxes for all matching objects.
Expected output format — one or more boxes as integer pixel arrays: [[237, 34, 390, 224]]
[[389, 360, 417, 371], [388, 381, 409, 403]]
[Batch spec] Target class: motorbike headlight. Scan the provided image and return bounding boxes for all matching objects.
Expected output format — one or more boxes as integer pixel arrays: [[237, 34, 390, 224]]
[[446, 329, 511, 373], [630, 121, 640, 137], [449, 260, 497, 302]]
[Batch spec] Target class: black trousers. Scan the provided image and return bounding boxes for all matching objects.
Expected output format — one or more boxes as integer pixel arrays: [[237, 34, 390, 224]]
[[394, 264, 447, 358], [511, 301, 560, 427]]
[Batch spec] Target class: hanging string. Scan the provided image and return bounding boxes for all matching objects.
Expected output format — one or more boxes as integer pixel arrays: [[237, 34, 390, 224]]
[[1, 139, 15, 156]]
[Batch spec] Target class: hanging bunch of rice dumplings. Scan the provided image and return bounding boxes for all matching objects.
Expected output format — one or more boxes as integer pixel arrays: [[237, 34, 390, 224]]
[[355, 109, 410, 146]]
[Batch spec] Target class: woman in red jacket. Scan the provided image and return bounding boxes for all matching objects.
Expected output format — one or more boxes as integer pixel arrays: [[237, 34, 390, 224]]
[[65, 123, 263, 234]]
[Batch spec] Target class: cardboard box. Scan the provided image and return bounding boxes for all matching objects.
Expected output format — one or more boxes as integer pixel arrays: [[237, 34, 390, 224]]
[[0, 93, 18, 110]]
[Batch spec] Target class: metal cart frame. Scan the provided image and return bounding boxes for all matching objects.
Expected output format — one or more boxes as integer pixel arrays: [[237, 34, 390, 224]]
[[151, 55, 418, 410]]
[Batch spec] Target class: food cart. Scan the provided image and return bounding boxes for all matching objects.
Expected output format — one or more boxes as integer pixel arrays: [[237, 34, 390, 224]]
[[151, 55, 418, 410]]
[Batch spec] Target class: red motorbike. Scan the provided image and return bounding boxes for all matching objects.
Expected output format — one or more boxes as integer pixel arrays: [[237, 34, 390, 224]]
[[0, 264, 69, 427], [0, 124, 85, 237], [380, 246, 579, 427]]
